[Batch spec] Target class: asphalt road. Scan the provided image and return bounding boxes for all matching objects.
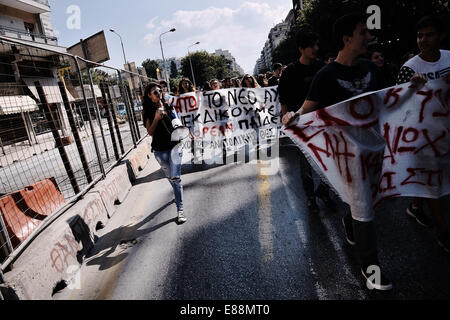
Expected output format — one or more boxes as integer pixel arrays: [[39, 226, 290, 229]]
[[55, 141, 450, 300]]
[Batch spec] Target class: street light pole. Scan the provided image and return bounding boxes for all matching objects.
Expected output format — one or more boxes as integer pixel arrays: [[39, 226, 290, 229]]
[[159, 28, 176, 84], [110, 29, 127, 65], [110, 28, 136, 105], [187, 41, 200, 89]]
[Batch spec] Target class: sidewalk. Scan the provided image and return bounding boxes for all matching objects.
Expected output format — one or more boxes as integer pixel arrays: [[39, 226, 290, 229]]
[[0, 124, 93, 168]]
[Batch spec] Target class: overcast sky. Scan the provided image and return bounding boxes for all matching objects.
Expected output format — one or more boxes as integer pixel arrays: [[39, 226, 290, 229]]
[[49, 0, 293, 74]]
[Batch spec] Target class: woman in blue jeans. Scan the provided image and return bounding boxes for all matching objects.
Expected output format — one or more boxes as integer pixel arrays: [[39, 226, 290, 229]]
[[142, 82, 186, 223]]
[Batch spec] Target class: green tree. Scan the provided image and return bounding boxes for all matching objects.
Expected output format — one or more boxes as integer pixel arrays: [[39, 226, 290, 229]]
[[181, 51, 232, 88], [70, 69, 104, 86], [170, 61, 178, 78], [142, 59, 160, 79], [272, 0, 449, 67]]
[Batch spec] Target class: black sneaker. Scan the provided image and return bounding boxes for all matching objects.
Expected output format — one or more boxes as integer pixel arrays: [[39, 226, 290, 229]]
[[406, 203, 432, 227], [361, 264, 393, 291], [437, 230, 450, 253], [307, 197, 320, 214], [342, 216, 356, 246]]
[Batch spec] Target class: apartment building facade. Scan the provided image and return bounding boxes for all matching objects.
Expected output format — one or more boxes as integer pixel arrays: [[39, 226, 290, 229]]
[[213, 49, 244, 76], [0, 0, 71, 146], [253, 0, 307, 74], [0, 0, 64, 49]]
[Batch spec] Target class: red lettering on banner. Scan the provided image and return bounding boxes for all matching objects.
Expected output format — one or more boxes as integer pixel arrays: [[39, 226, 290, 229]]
[[306, 131, 334, 171], [384, 87, 403, 108], [432, 89, 450, 118], [416, 90, 433, 123], [401, 128, 419, 143], [401, 168, 443, 186], [306, 130, 355, 183], [401, 168, 426, 186], [286, 120, 324, 143], [348, 96, 378, 128], [383, 123, 403, 164], [424, 169, 442, 186], [414, 129, 446, 156], [200, 124, 233, 137], [210, 126, 217, 136], [188, 96, 198, 111], [307, 142, 331, 171], [382, 125, 444, 160], [349, 96, 375, 119], [378, 171, 396, 193], [316, 108, 351, 126], [307, 144, 326, 170], [397, 128, 419, 153], [175, 96, 198, 113]]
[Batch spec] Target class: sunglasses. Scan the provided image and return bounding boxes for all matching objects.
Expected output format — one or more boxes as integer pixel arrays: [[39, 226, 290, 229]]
[[152, 89, 162, 95]]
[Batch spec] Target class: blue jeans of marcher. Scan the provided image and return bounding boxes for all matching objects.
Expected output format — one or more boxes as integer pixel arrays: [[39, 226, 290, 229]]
[[154, 145, 183, 211]]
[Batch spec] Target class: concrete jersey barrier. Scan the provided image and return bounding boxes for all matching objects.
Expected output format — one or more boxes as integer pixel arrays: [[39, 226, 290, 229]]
[[1, 137, 152, 299]]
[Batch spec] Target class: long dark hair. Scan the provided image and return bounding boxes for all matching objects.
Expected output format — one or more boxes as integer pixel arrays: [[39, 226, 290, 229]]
[[142, 82, 162, 125], [178, 77, 195, 94]]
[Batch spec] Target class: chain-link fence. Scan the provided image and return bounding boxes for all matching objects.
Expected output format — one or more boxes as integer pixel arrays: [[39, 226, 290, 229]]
[[0, 36, 150, 267]]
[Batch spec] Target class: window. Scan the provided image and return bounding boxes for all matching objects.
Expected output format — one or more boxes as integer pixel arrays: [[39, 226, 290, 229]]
[[24, 23, 35, 34]]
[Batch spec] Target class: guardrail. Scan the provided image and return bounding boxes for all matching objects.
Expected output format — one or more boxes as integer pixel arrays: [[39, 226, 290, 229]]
[[0, 35, 152, 269]]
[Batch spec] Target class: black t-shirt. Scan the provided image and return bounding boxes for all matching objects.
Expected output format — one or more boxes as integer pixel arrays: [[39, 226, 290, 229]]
[[143, 102, 178, 152], [307, 59, 385, 109], [278, 59, 325, 112], [267, 76, 279, 87]]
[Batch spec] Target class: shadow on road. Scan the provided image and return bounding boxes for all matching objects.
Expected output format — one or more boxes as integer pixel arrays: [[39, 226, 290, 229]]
[[133, 162, 227, 186], [158, 143, 450, 300], [85, 199, 176, 271]]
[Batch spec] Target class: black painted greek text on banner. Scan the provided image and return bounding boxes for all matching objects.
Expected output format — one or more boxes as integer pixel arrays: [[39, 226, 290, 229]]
[[283, 79, 450, 220], [167, 86, 281, 153]]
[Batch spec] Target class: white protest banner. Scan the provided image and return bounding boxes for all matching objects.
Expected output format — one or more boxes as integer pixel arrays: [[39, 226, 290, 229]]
[[282, 79, 449, 220], [168, 87, 281, 154]]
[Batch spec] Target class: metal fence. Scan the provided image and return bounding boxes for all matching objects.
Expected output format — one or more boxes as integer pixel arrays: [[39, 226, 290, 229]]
[[0, 36, 152, 267]]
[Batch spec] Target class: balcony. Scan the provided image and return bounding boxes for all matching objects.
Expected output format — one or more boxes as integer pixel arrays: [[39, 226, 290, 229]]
[[0, 25, 57, 46], [1, 0, 50, 14]]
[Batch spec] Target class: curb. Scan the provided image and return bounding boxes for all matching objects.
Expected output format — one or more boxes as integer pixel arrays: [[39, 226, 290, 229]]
[[88, 164, 132, 219], [123, 138, 152, 182]]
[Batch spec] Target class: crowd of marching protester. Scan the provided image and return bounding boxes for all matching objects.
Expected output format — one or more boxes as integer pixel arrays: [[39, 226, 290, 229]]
[[279, 13, 449, 292], [142, 12, 449, 293], [153, 43, 411, 98]]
